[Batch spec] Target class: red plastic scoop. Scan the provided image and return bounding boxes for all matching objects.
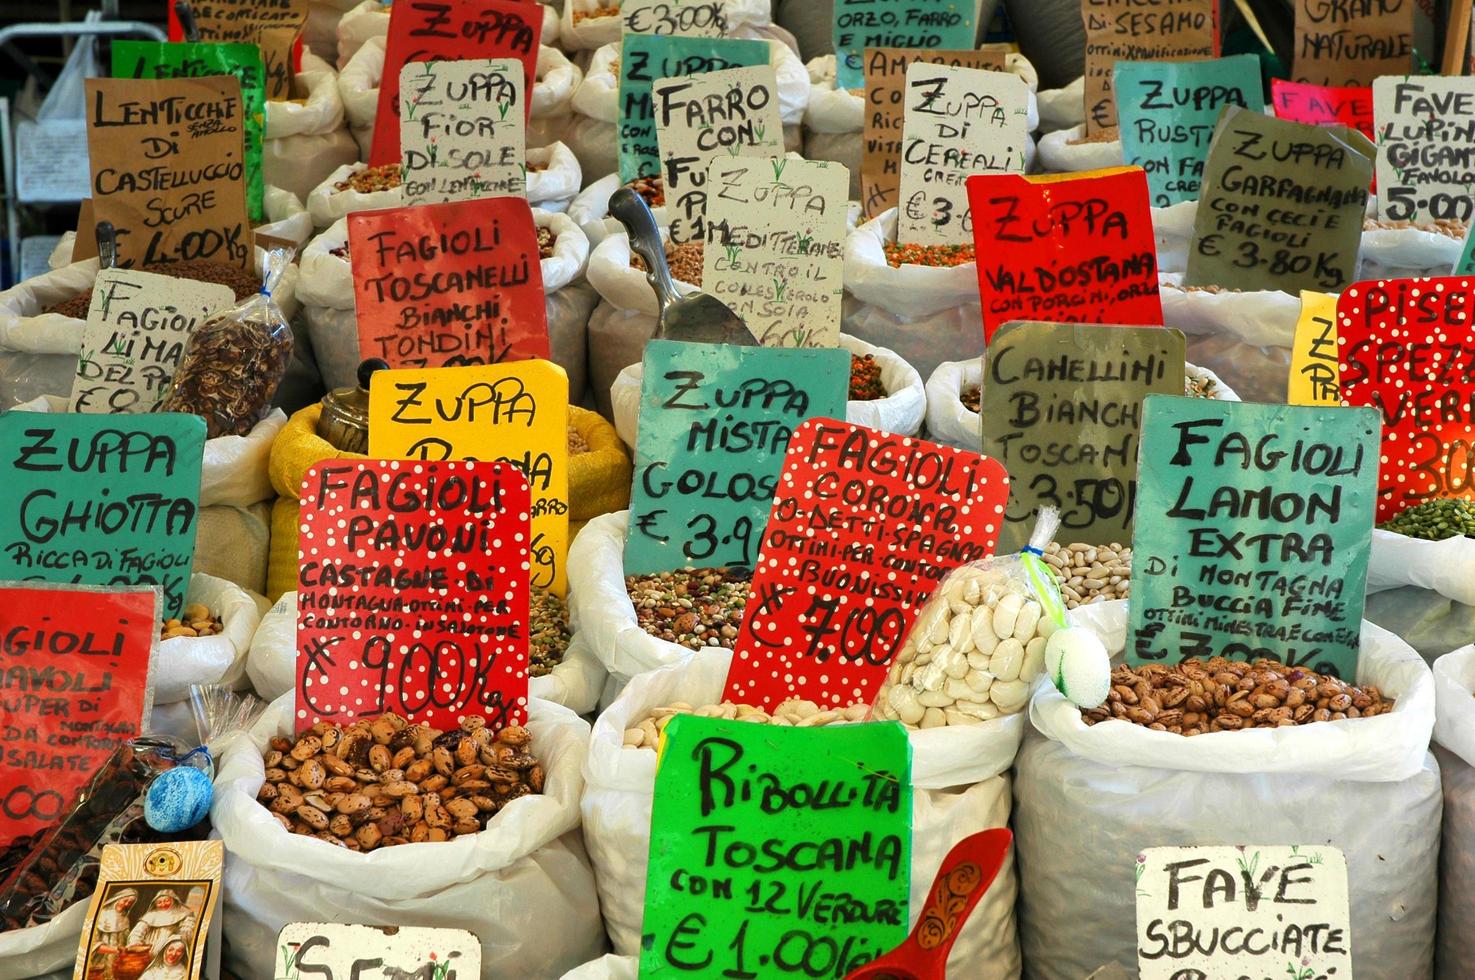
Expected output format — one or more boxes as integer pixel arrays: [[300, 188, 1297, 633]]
[[844, 828, 1013, 980]]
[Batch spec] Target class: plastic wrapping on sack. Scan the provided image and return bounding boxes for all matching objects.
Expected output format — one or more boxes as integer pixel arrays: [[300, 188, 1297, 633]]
[[560, 0, 783, 52], [1433, 647, 1475, 978], [580, 647, 1022, 977], [1015, 601, 1439, 979], [335, 37, 583, 162], [1368, 528, 1475, 609], [0, 249, 300, 410], [560, 955, 639, 980], [151, 573, 263, 706], [843, 208, 983, 381], [922, 359, 1239, 450], [0, 899, 84, 980], [608, 332, 924, 448], [1036, 123, 1123, 174], [872, 531, 1065, 729], [1035, 76, 1085, 134], [212, 693, 606, 979], [563, 39, 807, 185], [1156, 272, 1301, 404], [295, 209, 594, 397], [261, 53, 358, 202], [243, 591, 607, 715]]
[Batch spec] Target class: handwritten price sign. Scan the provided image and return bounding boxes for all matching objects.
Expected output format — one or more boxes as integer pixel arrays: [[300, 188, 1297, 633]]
[[1338, 276, 1475, 523], [725, 419, 1008, 710], [296, 459, 530, 728]]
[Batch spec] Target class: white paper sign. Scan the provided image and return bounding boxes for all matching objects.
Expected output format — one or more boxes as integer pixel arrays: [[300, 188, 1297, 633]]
[[703, 156, 848, 347], [69, 268, 235, 414], [622, 0, 730, 36], [16, 119, 90, 203], [653, 66, 785, 244], [399, 58, 526, 205], [277, 922, 482, 979], [896, 62, 1030, 246], [1135, 845, 1352, 980], [1374, 75, 1475, 225]]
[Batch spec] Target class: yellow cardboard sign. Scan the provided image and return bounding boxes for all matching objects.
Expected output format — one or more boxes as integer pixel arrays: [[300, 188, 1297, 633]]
[[1287, 291, 1340, 406], [368, 360, 570, 595]]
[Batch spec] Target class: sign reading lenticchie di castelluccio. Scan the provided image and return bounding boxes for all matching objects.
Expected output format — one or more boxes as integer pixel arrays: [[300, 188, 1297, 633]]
[[624, 339, 850, 575], [1373, 76, 1475, 225], [1186, 106, 1373, 294], [1114, 55, 1265, 207], [1128, 397, 1379, 678], [654, 66, 784, 245], [639, 714, 913, 978], [981, 321, 1186, 553], [702, 156, 849, 347], [617, 34, 769, 182], [1136, 845, 1351, 980], [832, 0, 976, 91], [0, 412, 205, 620]]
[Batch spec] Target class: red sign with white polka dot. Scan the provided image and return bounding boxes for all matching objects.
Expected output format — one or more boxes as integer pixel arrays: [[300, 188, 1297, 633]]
[[296, 459, 531, 729], [1337, 276, 1475, 523], [724, 419, 1010, 711]]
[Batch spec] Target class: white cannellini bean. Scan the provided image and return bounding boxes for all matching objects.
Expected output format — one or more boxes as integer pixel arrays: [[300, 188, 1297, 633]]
[[1022, 635, 1047, 681], [1013, 600, 1041, 640], [990, 679, 1030, 713], [992, 593, 1024, 639], [970, 605, 999, 654], [888, 685, 924, 725], [989, 637, 1025, 682]]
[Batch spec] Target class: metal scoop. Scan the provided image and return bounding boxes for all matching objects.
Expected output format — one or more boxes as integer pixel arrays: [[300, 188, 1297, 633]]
[[608, 187, 759, 346]]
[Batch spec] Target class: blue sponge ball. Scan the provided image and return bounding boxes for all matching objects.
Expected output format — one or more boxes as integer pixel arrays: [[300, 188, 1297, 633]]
[[145, 766, 213, 833]]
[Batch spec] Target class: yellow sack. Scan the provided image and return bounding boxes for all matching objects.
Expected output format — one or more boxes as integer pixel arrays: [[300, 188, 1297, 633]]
[[267, 497, 303, 601], [269, 403, 368, 500], [569, 406, 631, 539]]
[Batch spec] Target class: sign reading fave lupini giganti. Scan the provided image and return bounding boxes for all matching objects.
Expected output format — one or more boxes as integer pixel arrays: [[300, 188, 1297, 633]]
[[1373, 76, 1475, 225], [296, 459, 531, 729]]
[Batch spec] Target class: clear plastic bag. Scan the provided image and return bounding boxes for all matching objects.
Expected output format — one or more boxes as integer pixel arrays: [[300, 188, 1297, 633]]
[[873, 512, 1066, 728], [159, 248, 296, 438]]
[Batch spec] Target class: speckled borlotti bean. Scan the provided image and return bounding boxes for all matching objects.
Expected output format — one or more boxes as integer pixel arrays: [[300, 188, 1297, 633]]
[[872, 564, 1056, 729]]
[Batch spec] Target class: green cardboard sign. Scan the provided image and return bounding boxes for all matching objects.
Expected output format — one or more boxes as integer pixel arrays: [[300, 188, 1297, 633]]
[[1128, 397, 1380, 679], [1456, 224, 1475, 276], [981, 321, 1185, 553], [625, 340, 849, 575], [640, 714, 913, 978], [832, 0, 975, 90], [0, 411, 206, 619], [617, 34, 768, 182], [1114, 56, 1265, 208], [113, 40, 266, 222], [1185, 106, 1373, 294]]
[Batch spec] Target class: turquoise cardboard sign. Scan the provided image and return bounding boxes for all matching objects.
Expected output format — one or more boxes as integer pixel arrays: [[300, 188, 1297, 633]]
[[832, 0, 976, 90], [0, 411, 205, 619], [618, 34, 768, 182], [1128, 397, 1379, 679], [640, 714, 913, 978], [1114, 55, 1265, 208], [624, 339, 849, 574], [112, 40, 267, 223], [1457, 224, 1475, 275]]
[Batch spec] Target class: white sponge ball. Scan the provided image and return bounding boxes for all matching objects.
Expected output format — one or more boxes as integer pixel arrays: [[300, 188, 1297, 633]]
[[1045, 627, 1111, 710]]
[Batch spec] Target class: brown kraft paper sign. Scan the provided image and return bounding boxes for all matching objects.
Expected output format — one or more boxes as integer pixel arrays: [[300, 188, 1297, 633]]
[[1294, 0, 1413, 87], [82, 76, 251, 270], [861, 46, 1005, 219], [1081, 0, 1216, 136]]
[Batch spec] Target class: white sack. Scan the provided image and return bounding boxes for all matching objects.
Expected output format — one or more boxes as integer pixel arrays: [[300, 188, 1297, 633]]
[[1435, 646, 1475, 978], [1368, 529, 1475, 608], [213, 693, 606, 979], [263, 53, 358, 202], [244, 591, 606, 715], [1036, 76, 1085, 134], [1016, 601, 1439, 979], [1157, 273, 1302, 404], [560, 956, 639, 980], [1036, 123, 1123, 173], [0, 899, 89, 980], [581, 647, 1021, 977]]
